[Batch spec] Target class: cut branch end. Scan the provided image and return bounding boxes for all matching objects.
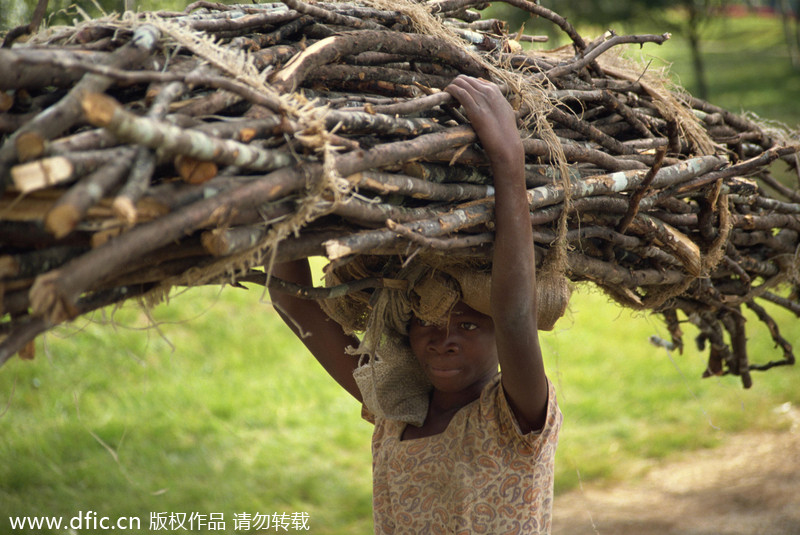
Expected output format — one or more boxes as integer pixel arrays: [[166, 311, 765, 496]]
[[81, 92, 120, 128]]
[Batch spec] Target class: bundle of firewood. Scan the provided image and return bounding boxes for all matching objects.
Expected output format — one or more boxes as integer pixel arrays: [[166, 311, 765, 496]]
[[0, 0, 798, 385]]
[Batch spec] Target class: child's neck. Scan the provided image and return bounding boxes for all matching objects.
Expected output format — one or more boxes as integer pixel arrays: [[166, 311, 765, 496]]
[[401, 373, 497, 441], [429, 371, 497, 414]]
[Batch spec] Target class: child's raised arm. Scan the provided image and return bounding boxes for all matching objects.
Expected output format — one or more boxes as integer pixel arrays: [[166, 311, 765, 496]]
[[444, 76, 548, 433], [269, 259, 363, 402]]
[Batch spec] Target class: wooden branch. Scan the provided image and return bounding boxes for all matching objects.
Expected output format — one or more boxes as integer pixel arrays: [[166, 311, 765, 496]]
[[2, 0, 49, 48], [113, 81, 186, 224], [499, 0, 586, 51], [82, 93, 293, 172], [322, 107, 444, 137], [721, 310, 753, 388], [566, 250, 686, 287], [544, 33, 671, 81], [548, 106, 634, 155], [246, 272, 408, 299], [281, 0, 385, 31], [0, 24, 161, 192], [522, 137, 646, 171], [675, 145, 800, 194], [626, 214, 701, 276], [367, 91, 452, 116], [271, 30, 488, 92], [45, 149, 136, 238], [28, 165, 315, 325], [325, 200, 493, 259], [10, 148, 130, 193], [9, 51, 285, 114], [188, 6, 300, 32], [617, 145, 668, 233], [0, 1, 797, 383], [334, 125, 478, 177], [527, 155, 724, 210], [386, 219, 493, 250], [347, 170, 493, 201]]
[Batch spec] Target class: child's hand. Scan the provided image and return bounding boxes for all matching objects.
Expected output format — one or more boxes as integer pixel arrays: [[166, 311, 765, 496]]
[[444, 75, 523, 170]]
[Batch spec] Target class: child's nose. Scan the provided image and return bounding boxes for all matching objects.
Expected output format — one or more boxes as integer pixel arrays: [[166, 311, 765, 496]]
[[427, 327, 457, 354]]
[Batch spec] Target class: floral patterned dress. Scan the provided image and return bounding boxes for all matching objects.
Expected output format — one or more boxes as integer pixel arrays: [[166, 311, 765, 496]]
[[365, 374, 562, 534]]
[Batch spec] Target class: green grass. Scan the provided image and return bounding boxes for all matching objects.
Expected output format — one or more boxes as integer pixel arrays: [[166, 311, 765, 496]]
[[543, 286, 800, 494], [1, 284, 798, 533], [0, 287, 374, 534]]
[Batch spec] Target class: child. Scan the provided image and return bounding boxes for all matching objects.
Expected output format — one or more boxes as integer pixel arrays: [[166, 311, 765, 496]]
[[269, 75, 561, 534]]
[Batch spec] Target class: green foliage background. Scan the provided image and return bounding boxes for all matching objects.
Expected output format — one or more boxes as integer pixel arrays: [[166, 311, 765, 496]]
[[1, 2, 799, 534]]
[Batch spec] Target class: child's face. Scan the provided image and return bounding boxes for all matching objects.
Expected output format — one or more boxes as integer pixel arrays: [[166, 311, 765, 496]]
[[408, 301, 498, 393]]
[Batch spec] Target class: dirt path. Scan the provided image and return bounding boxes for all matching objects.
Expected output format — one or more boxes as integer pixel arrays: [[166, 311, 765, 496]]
[[552, 425, 800, 535]]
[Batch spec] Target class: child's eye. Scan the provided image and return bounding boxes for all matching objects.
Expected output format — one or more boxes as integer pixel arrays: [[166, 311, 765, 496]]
[[459, 322, 478, 331], [414, 318, 433, 327]]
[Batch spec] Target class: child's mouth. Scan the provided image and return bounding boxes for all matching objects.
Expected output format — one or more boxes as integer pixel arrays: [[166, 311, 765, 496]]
[[429, 367, 461, 378]]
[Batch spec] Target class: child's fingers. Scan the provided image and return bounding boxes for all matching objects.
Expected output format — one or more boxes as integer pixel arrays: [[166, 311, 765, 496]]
[[445, 76, 521, 161], [444, 76, 477, 98], [448, 76, 512, 117], [445, 78, 494, 113], [447, 76, 493, 105]]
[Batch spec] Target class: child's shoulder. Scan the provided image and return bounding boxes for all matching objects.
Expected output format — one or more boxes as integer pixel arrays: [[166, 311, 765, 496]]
[[491, 373, 562, 440]]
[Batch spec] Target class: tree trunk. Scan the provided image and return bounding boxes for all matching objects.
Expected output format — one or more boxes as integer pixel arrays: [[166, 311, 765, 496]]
[[779, 0, 800, 70], [686, 5, 709, 100]]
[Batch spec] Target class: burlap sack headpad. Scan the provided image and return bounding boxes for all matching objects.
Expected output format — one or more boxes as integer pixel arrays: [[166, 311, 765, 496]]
[[320, 257, 571, 425], [433, 262, 571, 332]]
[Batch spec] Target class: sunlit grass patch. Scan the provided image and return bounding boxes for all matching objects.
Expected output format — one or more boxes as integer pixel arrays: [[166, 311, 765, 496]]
[[547, 287, 799, 494], [1, 286, 373, 534]]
